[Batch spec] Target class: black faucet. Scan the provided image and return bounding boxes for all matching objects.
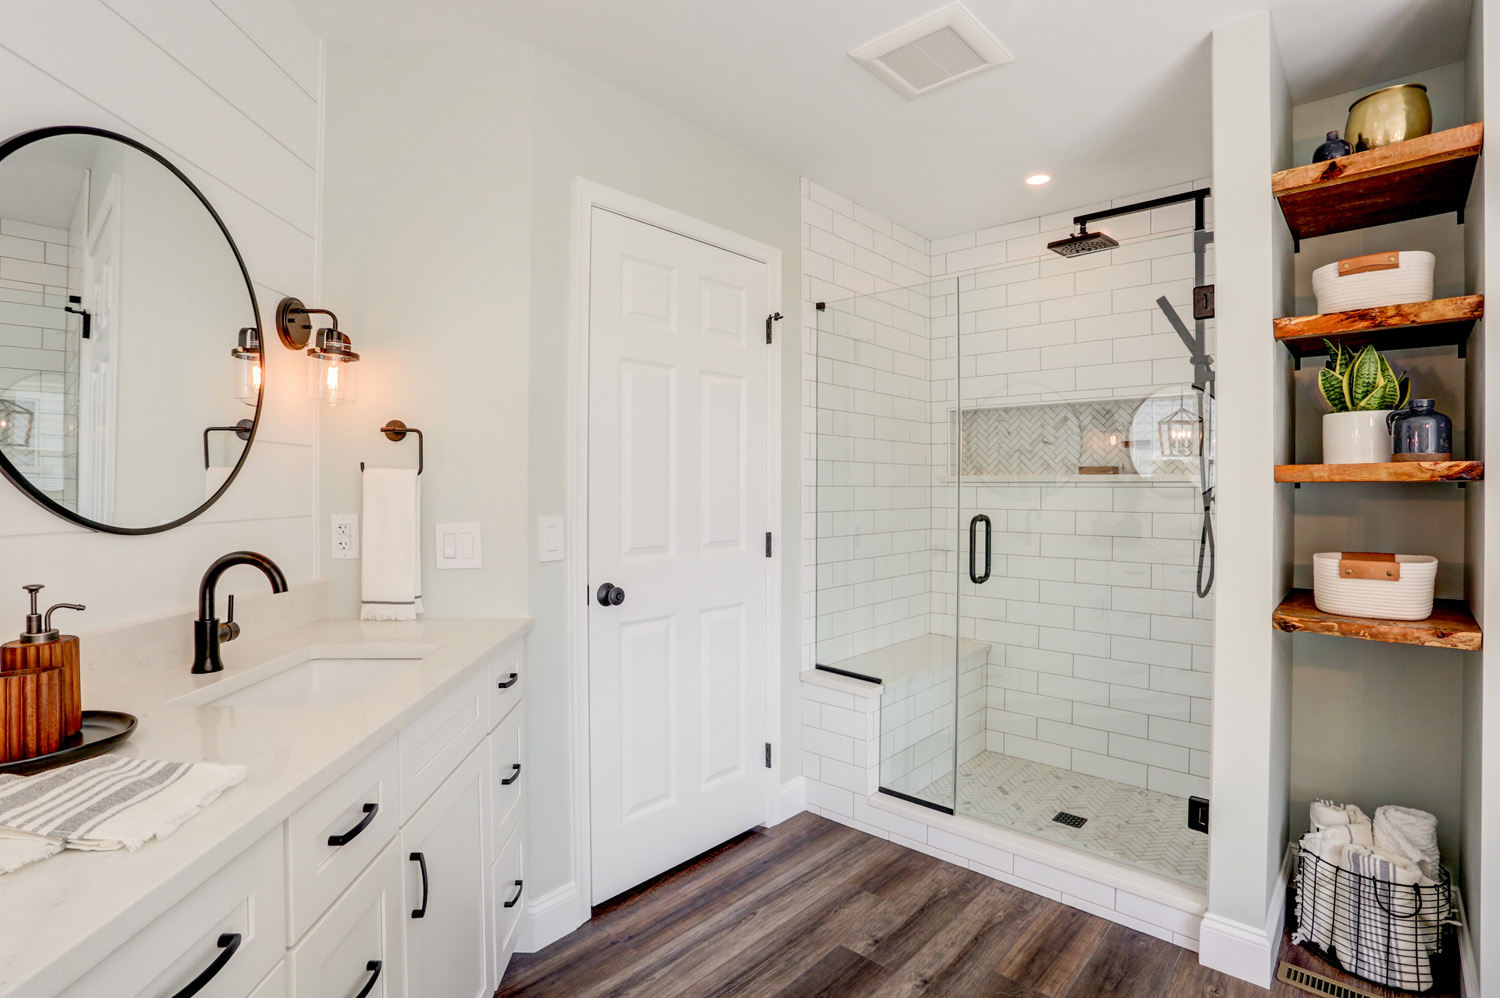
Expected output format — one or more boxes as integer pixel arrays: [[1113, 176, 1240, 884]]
[[192, 551, 289, 674]]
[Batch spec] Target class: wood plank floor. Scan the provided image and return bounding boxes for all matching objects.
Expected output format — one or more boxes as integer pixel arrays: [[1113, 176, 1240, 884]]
[[497, 812, 1450, 998]]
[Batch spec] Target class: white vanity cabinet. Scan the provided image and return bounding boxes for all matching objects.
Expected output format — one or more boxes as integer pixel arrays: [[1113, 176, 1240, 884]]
[[401, 750, 491, 998], [247, 963, 288, 998], [58, 829, 286, 998], [289, 841, 404, 998]]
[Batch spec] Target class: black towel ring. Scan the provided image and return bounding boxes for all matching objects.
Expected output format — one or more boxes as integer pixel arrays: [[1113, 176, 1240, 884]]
[[360, 420, 423, 474]]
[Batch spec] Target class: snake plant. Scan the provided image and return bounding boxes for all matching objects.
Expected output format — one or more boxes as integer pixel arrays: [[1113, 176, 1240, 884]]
[[1319, 340, 1411, 413]]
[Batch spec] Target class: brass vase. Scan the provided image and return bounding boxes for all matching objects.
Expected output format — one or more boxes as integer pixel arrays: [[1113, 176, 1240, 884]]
[[1345, 84, 1433, 152]]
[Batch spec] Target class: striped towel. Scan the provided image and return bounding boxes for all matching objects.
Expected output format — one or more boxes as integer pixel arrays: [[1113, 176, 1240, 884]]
[[0, 755, 245, 874]]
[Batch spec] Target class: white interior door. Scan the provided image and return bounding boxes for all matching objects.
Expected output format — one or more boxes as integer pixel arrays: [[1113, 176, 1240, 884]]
[[588, 207, 770, 904], [79, 175, 120, 522]]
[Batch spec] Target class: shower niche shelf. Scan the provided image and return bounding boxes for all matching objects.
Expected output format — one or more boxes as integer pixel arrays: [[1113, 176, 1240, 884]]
[[1274, 295, 1484, 361], [1272, 123, 1483, 246], [1274, 461, 1483, 483], [1273, 588, 1481, 650]]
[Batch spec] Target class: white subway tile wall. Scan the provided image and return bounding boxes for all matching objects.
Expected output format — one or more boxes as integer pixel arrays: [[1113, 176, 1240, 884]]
[[0, 217, 82, 506]]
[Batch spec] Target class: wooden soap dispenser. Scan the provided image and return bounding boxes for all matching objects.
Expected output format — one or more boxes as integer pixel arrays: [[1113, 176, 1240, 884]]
[[0, 586, 86, 761]]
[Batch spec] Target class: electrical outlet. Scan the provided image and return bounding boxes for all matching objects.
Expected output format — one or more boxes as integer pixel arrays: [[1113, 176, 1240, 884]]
[[331, 514, 359, 560]]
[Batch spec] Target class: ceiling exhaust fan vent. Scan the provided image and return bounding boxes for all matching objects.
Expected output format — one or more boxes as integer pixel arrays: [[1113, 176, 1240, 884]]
[[850, 2, 1012, 99]]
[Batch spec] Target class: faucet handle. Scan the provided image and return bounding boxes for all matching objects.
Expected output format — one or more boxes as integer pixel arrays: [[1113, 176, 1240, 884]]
[[226, 595, 235, 625]]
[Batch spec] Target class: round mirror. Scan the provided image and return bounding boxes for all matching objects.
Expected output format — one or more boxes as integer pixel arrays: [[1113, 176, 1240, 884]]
[[0, 127, 262, 533]]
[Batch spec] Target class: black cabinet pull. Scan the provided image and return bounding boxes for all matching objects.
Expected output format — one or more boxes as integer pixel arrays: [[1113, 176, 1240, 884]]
[[352, 960, 383, 998], [504, 879, 524, 908], [497, 672, 518, 689], [327, 802, 379, 847], [168, 932, 241, 998], [501, 763, 522, 786], [410, 851, 429, 918], [969, 514, 992, 584]]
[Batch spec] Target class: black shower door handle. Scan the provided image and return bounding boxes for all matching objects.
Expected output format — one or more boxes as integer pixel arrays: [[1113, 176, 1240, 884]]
[[969, 514, 992, 584]]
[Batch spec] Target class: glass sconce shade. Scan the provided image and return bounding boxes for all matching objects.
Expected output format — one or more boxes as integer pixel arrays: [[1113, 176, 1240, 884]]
[[230, 326, 263, 406], [308, 327, 359, 405]]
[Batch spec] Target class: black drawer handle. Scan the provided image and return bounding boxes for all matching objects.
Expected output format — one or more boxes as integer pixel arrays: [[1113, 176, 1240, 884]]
[[327, 802, 379, 847], [410, 851, 429, 918], [504, 879, 524, 908], [501, 763, 522, 786], [353, 960, 382, 998], [497, 672, 519, 689], [168, 932, 241, 998]]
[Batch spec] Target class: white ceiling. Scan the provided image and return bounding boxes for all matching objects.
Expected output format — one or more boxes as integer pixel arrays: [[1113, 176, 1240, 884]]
[[290, 0, 1471, 237]]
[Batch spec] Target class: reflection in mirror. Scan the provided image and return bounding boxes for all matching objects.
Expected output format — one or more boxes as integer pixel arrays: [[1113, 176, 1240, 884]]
[[0, 129, 260, 532]]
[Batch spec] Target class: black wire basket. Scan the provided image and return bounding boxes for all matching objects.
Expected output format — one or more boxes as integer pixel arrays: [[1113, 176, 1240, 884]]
[[1293, 846, 1453, 993]]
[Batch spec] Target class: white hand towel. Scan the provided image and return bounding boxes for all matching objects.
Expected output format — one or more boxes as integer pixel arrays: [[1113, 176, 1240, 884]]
[[361, 467, 424, 621], [1294, 829, 1355, 952], [0, 755, 245, 874], [1336, 845, 1436, 991], [1374, 805, 1441, 880]]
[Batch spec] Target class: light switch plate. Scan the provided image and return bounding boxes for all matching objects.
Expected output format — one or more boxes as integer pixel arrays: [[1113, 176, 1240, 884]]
[[331, 514, 359, 559], [435, 523, 482, 569], [538, 516, 564, 562]]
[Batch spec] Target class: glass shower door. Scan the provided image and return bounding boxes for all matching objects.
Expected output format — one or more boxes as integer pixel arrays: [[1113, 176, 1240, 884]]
[[813, 280, 959, 811]]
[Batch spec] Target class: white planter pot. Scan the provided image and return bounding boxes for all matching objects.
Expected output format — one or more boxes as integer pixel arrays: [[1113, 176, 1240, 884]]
[[1323, 410, 1394, 464]]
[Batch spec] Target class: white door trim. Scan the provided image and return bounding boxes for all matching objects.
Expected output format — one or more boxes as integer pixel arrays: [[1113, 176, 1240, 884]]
[[565, 179, 782, 931]]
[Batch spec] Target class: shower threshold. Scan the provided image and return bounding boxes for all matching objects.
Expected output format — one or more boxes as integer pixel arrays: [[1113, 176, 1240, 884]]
[[918, 751, 1207, 887]]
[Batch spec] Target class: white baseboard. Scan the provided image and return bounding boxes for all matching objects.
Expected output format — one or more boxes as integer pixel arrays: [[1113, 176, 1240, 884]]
[[1452, 884, 1478, 998], [1198, 846, 1294, 989], [768, 777, 806, 826], [516, 882, 587, 954]]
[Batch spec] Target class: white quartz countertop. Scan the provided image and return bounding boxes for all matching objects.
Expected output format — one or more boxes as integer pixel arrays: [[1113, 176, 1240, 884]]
[[0, 614, 531, 998]]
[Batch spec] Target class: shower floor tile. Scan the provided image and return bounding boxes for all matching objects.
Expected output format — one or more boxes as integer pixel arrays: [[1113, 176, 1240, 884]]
[[920, 751, 1208, 886]]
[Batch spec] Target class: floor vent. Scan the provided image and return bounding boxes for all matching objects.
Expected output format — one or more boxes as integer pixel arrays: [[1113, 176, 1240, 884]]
[[849, 2, 1012, 99], [1052, 811, 1087, 828], [1277, 961, 1382, 998]]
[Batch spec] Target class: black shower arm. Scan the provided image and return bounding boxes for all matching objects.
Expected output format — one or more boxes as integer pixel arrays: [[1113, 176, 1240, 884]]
[[1072, 188, 1211, 235]]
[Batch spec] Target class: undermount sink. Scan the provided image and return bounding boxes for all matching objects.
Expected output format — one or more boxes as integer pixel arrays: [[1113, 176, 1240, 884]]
[[174, 645, 436, 708]]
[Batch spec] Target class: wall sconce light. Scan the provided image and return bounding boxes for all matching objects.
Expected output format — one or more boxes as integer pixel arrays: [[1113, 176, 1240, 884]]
[[275, 297, 360, 406], [230, 327, 263, 406]]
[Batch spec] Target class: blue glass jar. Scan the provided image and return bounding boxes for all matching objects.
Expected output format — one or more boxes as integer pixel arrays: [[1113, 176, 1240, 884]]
[[1387, 400, 1453, 461], [1313, 129, 1353, 163]]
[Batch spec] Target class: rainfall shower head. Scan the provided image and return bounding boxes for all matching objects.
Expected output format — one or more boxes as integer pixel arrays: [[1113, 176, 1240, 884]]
[[1047, 227, 1120, 258]]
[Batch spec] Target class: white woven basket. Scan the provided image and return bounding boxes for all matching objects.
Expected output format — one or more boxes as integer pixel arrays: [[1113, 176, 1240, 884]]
[[1312, 553, 1438, 620], [1312, 251, 1435, 314]]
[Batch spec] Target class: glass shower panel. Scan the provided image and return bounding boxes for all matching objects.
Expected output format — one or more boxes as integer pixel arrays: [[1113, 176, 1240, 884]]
[[951, 233, 1216, 887], [813, 281, 960, 811]]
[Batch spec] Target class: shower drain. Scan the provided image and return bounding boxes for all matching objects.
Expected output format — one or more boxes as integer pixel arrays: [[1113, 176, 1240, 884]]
[[1052, 811, 1088, 828]]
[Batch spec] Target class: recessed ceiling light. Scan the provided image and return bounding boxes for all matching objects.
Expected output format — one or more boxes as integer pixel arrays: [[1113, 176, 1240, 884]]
[[1026, 174, 1052, 186]]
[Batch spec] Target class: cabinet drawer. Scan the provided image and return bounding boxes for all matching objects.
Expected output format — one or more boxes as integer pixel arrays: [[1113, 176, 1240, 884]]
[[286, 737, 399, 942], [400, 669, 487, 824], [59, 828, 285, 998], [248, 962, 287, 998], [289, 840, 404, 998], [490, 821, 525, 991], [488, 707, 524, 858], [487, 641, 524, 727]]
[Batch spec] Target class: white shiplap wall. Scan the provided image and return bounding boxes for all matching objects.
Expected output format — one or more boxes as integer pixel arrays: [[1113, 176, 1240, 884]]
[[0, 0, 322, 634]]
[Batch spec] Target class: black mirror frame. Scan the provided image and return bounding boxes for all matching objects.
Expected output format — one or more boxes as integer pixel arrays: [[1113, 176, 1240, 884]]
[[0, 125, 263, 535]]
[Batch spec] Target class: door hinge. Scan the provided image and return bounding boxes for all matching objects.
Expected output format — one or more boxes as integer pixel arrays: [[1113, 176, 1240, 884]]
[[765, 532, 772, 558], [765, 312, 782, 344], [1193, 285, 1215, 320], [765, 742, 772, 769], [1188, 795, 1209, 833]]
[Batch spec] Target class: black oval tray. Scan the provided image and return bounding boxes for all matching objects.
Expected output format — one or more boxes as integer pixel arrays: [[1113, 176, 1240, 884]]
[[0, 710, 138, 776]]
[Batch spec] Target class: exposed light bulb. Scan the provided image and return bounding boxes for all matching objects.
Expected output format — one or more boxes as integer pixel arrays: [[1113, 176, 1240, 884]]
[[1025, 174, 1051, 186], [326, 363, 340, 392]]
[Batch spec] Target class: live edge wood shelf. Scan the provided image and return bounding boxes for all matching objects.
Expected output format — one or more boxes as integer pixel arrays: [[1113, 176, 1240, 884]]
[[1273, 588, 1482, 650], [1274, 461, 1484, 483], [1275, 295, 1484, 361], [1272, 123, 1483, 246]]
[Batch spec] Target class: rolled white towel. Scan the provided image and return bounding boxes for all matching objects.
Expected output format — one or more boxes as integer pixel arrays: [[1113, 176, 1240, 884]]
[[1374, 805, 1440, 881], [1294, 829, 1355, 953], [1312, 797, 1371, 830]]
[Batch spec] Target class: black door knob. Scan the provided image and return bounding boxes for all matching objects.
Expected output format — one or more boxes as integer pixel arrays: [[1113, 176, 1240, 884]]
[[596, 583, 626, 607]]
